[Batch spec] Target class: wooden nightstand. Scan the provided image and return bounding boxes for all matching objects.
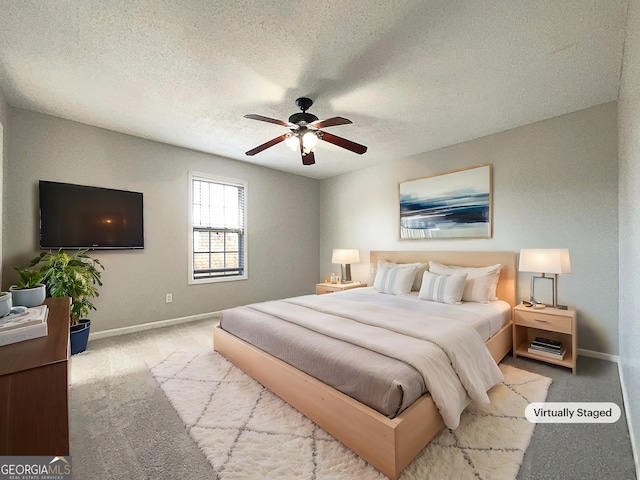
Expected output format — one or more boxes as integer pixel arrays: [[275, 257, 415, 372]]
[[316, 282, 367, 295], [512, 303, 577, 374]]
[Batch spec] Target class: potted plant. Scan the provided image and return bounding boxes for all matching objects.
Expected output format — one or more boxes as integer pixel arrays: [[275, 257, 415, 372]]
[[0, 291, 12, 317], [30, 249, 104, 354], [9, 267, 46, 307]]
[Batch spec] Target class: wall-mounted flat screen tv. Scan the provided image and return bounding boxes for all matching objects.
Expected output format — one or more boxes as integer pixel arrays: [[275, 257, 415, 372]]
[[39, 180, 144, 250]]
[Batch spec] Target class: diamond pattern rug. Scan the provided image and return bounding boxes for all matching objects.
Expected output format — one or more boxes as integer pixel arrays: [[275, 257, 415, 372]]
[[151, 348, 551, 480]]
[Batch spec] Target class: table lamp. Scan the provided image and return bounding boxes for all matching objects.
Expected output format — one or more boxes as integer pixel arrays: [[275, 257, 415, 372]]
[[331, 249, 360, 283], [519, 249, 571, 309]]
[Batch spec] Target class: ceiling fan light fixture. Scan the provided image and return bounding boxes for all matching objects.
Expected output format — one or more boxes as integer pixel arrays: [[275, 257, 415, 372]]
[[302, 131, 318, 150], [285, 134, 299, 151]]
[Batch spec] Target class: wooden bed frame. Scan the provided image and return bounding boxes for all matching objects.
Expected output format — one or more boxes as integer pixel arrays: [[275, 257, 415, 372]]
[[213, 251, 516, 479]]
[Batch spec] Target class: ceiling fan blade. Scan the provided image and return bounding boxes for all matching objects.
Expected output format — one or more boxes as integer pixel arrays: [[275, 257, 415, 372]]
[[301, 149, 315, 166], [311, 117, 352, 129], [245, 134, 288, 156], [244, 114, 293, 127], [318, 131, 368, 154]]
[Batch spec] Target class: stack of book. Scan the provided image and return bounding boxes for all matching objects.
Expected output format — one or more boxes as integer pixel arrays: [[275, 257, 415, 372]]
[[0, 305, 49, 346], [528, 337, 566, 359]]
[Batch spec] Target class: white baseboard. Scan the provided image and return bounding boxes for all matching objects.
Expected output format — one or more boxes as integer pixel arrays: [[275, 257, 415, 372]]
[[618, 365, 640, 480], [577, 347, 620, 363], [88, 311, 221, 341]]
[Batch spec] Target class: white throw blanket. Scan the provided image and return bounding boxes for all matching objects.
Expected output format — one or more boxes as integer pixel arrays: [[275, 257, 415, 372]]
[[248, 292, 504, 429]]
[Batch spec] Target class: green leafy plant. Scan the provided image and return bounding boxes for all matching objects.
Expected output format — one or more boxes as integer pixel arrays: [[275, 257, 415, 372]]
[[13, 267, 44, 289], [30, 249, 104, 325]]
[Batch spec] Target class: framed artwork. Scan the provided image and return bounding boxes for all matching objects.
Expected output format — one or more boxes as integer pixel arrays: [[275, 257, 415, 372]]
[[399, 164, 492, 239]]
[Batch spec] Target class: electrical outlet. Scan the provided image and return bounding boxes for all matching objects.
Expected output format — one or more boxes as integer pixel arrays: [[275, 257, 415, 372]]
[[166, 293, 173, 303]]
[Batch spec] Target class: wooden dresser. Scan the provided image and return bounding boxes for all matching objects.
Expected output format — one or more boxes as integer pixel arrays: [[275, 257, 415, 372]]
[[0, 297, 71, 455]]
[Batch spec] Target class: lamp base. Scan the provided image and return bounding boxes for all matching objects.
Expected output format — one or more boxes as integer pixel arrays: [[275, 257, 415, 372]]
[[530, 274, 556, 308], [341, 264, 353, 283]]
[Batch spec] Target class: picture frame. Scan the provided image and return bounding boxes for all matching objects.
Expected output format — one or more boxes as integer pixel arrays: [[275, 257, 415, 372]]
[[399, 164, 492, 239]]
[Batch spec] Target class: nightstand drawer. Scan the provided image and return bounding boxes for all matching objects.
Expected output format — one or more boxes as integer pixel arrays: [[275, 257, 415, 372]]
[[316, 285, 340, 294], [515, 310, 572, 334], [315, 282, 367, 295]]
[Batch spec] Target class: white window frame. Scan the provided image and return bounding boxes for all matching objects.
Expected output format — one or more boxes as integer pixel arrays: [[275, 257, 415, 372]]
[[188, 171, 248, 284]]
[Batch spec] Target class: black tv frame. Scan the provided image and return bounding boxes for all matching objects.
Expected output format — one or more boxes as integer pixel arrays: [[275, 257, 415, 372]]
[[39, 180, 144, 250]]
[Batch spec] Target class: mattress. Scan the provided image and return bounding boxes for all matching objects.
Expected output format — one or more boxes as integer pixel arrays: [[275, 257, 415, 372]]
[[219, 287, 508, 422]]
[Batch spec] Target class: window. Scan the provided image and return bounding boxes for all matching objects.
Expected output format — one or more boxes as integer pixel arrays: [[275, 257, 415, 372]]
[[189, 172, 246, 283]]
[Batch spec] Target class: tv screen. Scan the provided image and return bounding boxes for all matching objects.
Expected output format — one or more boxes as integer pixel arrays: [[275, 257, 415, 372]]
[[39, 180, 144, 250]]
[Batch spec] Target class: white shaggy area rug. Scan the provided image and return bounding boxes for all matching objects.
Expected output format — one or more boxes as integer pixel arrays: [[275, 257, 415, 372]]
[[151, 348, 551, 480]]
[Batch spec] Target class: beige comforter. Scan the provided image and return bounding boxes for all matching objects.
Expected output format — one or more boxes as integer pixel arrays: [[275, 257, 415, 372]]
[[248, 292, 504, 429]]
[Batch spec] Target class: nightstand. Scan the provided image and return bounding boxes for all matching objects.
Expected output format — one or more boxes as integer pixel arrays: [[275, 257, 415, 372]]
[[316, 282, 367, 295], [513, 304, 577, 374]]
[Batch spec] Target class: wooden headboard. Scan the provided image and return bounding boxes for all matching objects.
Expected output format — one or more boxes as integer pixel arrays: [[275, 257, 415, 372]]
[[369, 251, 517, 308]]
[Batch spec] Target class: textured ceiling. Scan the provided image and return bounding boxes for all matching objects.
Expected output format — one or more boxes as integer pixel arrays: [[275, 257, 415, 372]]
[[0, 0, 629, 179]]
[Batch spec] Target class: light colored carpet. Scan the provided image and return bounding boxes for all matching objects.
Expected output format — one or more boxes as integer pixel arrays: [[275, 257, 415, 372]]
[[151, 348, 552, 480]]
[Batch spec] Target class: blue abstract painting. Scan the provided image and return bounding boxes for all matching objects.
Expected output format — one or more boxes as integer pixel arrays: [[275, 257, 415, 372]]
[[399, 165, 492, 239]]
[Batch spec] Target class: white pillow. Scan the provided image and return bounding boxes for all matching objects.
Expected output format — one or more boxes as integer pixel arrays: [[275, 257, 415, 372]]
[[418, 271, 467, 304], [374, 263, 418, 295], [428, 261, 502, 303], [378, 260, 427, 291]]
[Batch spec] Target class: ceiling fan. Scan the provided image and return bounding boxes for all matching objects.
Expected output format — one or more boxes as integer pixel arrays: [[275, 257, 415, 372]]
[[244, 97, 367, 165]]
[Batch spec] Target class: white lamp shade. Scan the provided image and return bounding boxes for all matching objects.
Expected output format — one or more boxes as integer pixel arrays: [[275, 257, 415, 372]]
[[332, 249, 360, 264], [519, 249, 571, 274], [285, 135, 299, 151], [302, 131, 318, 149]]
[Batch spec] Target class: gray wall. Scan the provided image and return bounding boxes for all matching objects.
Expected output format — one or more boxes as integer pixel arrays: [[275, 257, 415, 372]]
[[320, 102, 618, 355], [0, 88, 9, 128], [0, 89, 9, 288], [3, 109, 320, 333], [618, 0, 640, 470]]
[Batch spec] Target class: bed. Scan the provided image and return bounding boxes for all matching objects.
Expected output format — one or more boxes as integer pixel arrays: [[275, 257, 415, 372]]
[[213, 251, 516, 479]]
